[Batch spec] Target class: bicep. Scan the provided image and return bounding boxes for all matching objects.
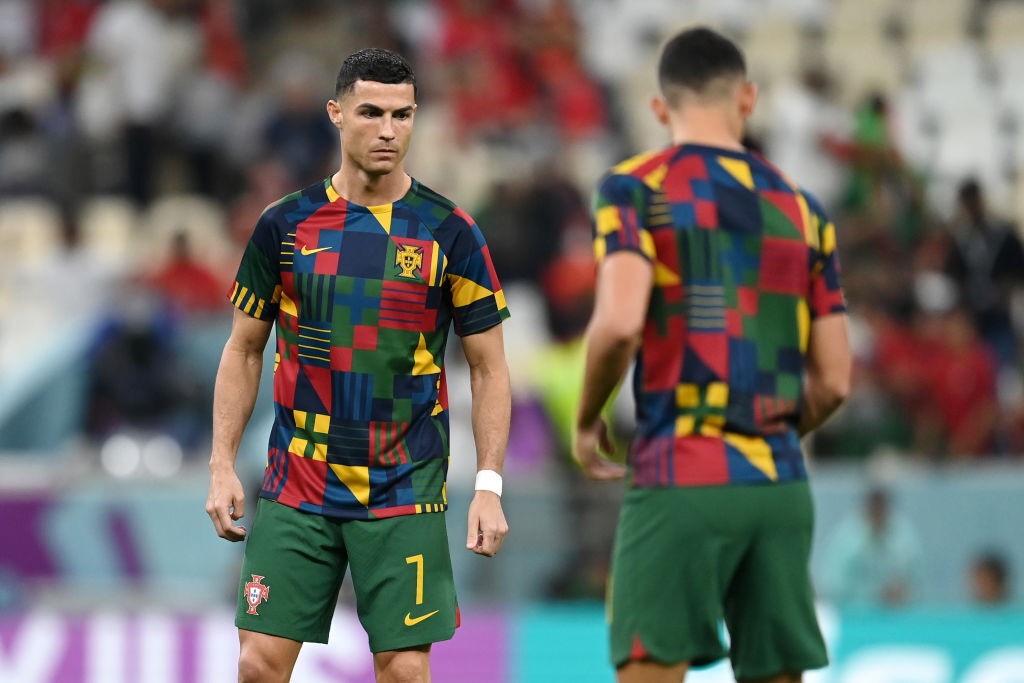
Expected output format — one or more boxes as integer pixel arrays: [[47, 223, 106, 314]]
[[805, 313, 851, 377], [226, 307, 274, 355], [461, 324, 507, 373], [592, 251, 653, 338]]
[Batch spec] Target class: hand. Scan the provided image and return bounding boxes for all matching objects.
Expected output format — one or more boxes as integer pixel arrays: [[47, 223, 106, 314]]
[[466, 491, 508, 557], [205, 465, 247, 542], [574, 418, 627, 480]]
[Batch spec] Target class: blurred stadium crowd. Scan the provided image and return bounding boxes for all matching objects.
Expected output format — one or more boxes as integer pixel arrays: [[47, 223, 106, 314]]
[[1, 0, 1024, 604]]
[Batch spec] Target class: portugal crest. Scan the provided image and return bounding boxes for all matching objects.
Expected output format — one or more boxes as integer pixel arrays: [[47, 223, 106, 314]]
[[244, 574, 270, 615], [395, 244, 424, 279]]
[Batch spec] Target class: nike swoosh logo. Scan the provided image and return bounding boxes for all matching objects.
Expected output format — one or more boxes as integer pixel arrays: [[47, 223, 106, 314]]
[[300, 245, 333, 256], [404, 610, 439, 627]]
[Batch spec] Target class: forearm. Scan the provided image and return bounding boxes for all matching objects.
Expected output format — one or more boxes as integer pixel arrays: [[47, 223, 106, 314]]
[[210, 342, 264, 470], [798, 375, 846, 436], [469, 360, 511, 473], [577, 323, 638, 428]]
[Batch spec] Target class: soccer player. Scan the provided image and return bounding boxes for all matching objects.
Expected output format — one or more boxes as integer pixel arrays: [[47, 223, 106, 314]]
[[205, 48, 511, 683], [574, 28, 851, 683]]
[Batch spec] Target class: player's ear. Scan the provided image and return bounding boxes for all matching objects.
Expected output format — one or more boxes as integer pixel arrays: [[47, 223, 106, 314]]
[[738, 80, 758, 120], [651, 95, 670, 126], [326, 99, 343, 129]]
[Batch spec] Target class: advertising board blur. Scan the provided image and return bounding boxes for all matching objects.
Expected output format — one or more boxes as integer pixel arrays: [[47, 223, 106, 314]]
[[1, 606, 1022, 682]]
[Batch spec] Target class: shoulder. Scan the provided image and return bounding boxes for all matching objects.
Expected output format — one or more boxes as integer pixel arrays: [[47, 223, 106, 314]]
[[595, 151, 668, 208], [600, 148, 674, 191], [409, 179, 478, 234], [256, 180, 329, 226], [749, 151, 828, 212]]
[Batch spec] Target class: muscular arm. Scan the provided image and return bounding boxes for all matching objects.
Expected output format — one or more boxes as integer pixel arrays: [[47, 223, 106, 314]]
[[799, 314, 852, 436], [460, 324, 511, 557], [206, 308, 273, 541], [574, 251, 653, 479]]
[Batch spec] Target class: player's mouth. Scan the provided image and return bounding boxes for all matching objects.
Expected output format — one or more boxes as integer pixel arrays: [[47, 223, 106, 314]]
[[371, 148, 397, 157]]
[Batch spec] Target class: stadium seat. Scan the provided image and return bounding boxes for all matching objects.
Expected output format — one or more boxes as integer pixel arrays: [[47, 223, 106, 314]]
[[77, 196, 139, 273], [983, 0, 1024, 55], [141, 194, 232, 269], [829, 0, 896, 35], [909, 41, 993, 116], [824, 33, 905, 107], [0, 197, 62, 268], [741, 15, 806, 90], [762, 0, 830, 27], [902, 0, 975, 62]]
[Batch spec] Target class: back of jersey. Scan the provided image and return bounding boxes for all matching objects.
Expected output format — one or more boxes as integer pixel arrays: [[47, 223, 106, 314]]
[[592, 143, 845, 488]]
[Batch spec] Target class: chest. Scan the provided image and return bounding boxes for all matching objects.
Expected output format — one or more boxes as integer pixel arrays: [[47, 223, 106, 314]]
[[279, 209, 448, 329]]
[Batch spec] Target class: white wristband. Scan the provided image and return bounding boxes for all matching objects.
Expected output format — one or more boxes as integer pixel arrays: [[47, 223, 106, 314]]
[[475, 470, 503, 497]]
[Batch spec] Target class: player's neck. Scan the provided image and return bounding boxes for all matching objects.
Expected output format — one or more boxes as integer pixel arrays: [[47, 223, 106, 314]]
[[668, 108, 745, 152], [330, 167, 412, 207]]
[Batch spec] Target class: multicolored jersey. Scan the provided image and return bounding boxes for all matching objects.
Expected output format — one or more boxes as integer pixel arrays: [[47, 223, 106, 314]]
[[593, 144, 845, 487], [230, 178, 509, 519]]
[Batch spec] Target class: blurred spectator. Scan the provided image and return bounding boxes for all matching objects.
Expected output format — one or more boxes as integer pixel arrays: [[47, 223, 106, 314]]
[[969, 550, 1012, 606], [434, 0, 539, 141], [36, 0, 100, 59], [0, 108, 48, 194], [473, 180, 530, 281], [820, 487, 924, 607], [85, 290, 208, 449], [261, 51, 337, 187], [916, 305, 999, 458], [78, 0, 184, 203], [812, 299, 915, 459], [473, 168, 588, 285], [0, 0, 33, 60], [835, 92, 915, 224], [943, 177, 1024, 370], [525, 0, 609, 143], [172, 0, 248, 198], [144, 230, 228, 317], [520, 167, 591, 280]]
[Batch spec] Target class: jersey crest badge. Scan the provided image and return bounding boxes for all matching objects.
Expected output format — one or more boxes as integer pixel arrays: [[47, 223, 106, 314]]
[[395, 244, 424, 279], [244, 574, 270, 615]]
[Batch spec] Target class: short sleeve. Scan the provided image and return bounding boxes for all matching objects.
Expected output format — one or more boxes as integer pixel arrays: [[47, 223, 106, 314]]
[[444, 209, 510, 336], [804, 192, 846, 319], [228, 210, 282, 321], [592, 172, 655, 263]]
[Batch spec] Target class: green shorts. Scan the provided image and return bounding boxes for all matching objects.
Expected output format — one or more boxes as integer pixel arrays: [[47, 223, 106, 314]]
[[608, 481, 828, 679], [235, 499, 458, 652]]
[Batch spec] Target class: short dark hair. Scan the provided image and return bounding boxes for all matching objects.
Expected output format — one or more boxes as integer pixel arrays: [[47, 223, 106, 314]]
[[658, 27, 746, 103], [335, 48, 416, 98]]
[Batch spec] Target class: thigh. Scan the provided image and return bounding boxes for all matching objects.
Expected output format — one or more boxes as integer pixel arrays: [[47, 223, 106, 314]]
[[724, 482, 828, 679], [235, 499, 348, 644], [609, 486, 740, 670], [343, 512, 458, 653]]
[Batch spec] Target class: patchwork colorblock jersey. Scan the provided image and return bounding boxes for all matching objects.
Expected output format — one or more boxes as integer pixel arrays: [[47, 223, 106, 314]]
[[593, 144, 845, 487], [230, 178, 510, 519]]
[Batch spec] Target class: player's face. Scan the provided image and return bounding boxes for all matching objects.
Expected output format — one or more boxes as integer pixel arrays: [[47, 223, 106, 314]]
[[328, 80, 416, 177]]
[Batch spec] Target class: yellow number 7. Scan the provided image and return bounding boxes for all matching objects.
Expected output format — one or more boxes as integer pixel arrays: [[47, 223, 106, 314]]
[[405, 554, 425, 605]]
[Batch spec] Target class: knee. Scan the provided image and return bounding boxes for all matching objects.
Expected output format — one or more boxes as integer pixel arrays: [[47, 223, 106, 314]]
[[375, 650, 430, 683], [237, 648, 287, 683]]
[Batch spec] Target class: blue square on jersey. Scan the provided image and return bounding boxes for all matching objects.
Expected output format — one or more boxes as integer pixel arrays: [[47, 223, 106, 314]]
[[337, 231, 388, 279]]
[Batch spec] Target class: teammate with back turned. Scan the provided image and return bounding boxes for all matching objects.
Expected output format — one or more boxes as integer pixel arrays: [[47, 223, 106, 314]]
[[574, 27, 852, 683]]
